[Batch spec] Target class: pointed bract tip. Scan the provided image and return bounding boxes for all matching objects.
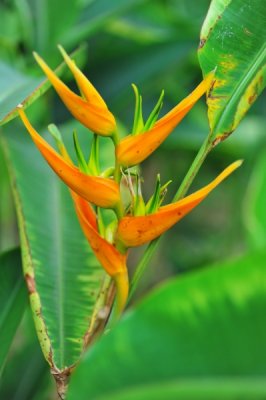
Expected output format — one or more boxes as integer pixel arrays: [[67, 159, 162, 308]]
[[57, 44, 68, 59], [48, 124, 62, 142], [204, 69, 216, 86], [33, 52, 48, 72], [33, 51, 41, 62], [131, 83, 138, 94], [230, 159, 243, 169]]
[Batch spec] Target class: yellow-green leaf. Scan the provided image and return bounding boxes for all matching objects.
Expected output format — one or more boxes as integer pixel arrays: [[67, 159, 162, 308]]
[[198, 0, 266, 144]]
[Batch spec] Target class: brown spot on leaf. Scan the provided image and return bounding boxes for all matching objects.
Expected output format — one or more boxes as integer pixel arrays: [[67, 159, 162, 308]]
[[198, 38, 206, 49], [207, 79, 216, 99], [248, 93, 257, 104], [48, 348, 55, 368], [212, 132, 232, 147], [208, 94, 227, 100], [25, 273, 36, 294], [243, 27, 252, 36], [83, 281, 115, 350]]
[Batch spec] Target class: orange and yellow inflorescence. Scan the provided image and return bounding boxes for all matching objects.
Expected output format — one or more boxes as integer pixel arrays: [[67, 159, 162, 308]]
[[18, 47, 242, 315]]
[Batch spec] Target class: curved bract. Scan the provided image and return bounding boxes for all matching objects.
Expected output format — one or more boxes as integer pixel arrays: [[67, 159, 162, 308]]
[[116, 72, 214, 167], [34, 52, 116, 136], [72, 193, 129, 315], [116, 161, 242, 247], [18, 109, 120, 209], [58, 45, 108, 110]]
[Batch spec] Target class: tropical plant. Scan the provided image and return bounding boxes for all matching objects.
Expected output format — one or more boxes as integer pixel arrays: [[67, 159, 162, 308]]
[[0, 0, 265, 398]]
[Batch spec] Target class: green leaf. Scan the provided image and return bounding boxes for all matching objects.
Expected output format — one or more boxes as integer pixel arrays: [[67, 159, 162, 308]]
[[70, 379, 266, 400], [0, 45, 86, 127], [73, 130, 90, 174], [0, 308, 52, 400], [28, 0, 79, 57], [67, 250, 266, 399], [0, 248, 27, 375], [62, 0, 149, 47], [88, 135, 100, 176], [145, 174, 161, 214], [144, 89, 164, 131], [0, 62, 41, 127], [131, 84, 144, 135], [198, 0, 266, 144], [1, 121, 113, 377], [243, 149, 266, 249], [0, 145, 17, 252]]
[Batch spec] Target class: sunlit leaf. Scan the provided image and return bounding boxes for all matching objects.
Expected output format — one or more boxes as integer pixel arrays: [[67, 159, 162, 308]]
[[67, 250, 266, 399], [198, 0, 266, 144], [243, 149, 266, 249], [0, 45, 86, 127]]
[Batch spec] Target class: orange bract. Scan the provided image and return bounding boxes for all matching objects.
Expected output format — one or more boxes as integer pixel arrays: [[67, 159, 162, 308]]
[[116, 160, 242, 247], [116, 72, 214, 167], [34, 52, 116, 136], [58, 45, 108, 110], [73, 193, 127, 277], [72, 192, 129, 314], [18, 108, 120, 209], [71, 192, 98, 231]]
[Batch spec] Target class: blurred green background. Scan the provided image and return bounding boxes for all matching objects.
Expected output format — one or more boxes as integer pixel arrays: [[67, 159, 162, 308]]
[[0, 0, 265, 398]]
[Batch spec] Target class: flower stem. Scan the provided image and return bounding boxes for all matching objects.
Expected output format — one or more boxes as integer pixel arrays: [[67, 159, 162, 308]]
[[114, 159, 121, 184], [128, 239, 160, 301], [114, 271, 129, 318], [129, 134, 213, 300], [173, 135, 212, 201]]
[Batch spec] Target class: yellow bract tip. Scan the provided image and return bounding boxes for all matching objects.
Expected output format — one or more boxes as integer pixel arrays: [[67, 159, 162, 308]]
[[33, 49, 116, 136], [33, 51, 42, 65]]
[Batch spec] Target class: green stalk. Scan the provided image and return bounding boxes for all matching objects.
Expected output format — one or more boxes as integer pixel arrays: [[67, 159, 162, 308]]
[[111, 129, 122, 185], [129, 134, 212, 300], [114, 159, 121, 184], [173, 135, 212, 201], [111, 129, 124, 220]]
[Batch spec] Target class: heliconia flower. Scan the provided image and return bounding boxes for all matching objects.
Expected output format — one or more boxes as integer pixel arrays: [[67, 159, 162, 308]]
[[116, 160, 242, 247], [18, 108, 120, 209], [57, 45, 107, 110], [116, 71, 215, 167], [45, 123, 128, 313], [33, 51, 116, 136], [72, 192, 129, 315], [73, 192, 98, 231]]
